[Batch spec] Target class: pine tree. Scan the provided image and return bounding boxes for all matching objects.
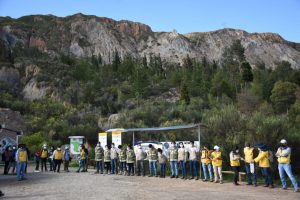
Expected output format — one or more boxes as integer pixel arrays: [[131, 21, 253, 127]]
[[180, 80, 190, 105]]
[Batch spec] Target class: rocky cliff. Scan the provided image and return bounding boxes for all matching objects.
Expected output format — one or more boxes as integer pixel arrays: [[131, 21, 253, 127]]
[[0, 13, 299, 69]]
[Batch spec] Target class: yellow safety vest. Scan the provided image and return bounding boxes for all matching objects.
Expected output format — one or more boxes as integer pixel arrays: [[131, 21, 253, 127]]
[[41, 150, 48, 158], [277, 149, 291, 164], [54, 150, 62, 160], [244, 147, 254, 163], [254, 151, 270, 168], [19, 151, 27, 162], [211, 151, 222, 167], [80, 149, 86, 159], [201, 150, 212, 164]]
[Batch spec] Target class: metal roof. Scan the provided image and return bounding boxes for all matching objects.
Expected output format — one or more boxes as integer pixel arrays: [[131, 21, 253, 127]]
[[106, 124, 200, 133]]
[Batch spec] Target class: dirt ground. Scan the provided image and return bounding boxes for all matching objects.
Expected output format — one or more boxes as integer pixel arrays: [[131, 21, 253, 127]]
[[0, 165, 299, 200]]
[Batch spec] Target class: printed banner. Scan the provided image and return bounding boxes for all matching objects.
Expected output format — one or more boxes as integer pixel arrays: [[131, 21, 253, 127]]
[[112, 131, 122, 146], [98, 132, 107, 147]]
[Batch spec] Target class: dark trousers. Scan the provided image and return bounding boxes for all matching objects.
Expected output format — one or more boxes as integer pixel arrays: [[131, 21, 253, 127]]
[[127, 163, 134, 175], [41, 158, 48, 171], [53, 159, 62, 172], [35, 160, 40, 171], [189, 160, 199, 177], [8, 161, 16, 173], [104, 162, 111, 173], [261, 167, 273, 186], [64, 161, 70, 171], [232, 166, 240, 184], [49, 158, 53, 171], [4, 161, 9, 174], [160, 163, 166, 177], [136, 160, 145, 176], [119, 162, 126, 172], [245, 163, 257, 184]]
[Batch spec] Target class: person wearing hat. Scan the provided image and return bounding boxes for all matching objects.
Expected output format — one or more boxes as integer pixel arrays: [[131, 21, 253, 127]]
[[201, 145, 213, 182], [178, 142, 188, 179], [53, 147, 63, 173], [188, 141, 200, 180], [40, 145, 48, 172], [210, 145, 223, 184], [147, 144, 158, 177], [275, 139, 299, 192], [94, 142, 104, 174], [63, 146, 71, 172], [230, 146, 242, 185], [15, 144, 28, 181], [254, 144, 274, 188], [126, 144, 135, 176], [244, 143, 257, 186], [168, 141, 179, 178]]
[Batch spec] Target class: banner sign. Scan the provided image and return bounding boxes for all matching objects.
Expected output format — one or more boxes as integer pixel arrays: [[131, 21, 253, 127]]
[[112, 131, 122, 146], [98, 132, 107, 147], [69, 136, 84, 155]]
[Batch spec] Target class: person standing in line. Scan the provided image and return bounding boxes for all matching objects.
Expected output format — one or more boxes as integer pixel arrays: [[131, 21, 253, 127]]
[[158, 148, 167, 178], [244, 143, 257, 186], [40, 145, 48, 172], [34, 150, 41, 172], [254, 144, 274, 188], [178, 142, 188, 179], [15, 144, 28, 181], [201, 145, 213, 182], [210, 145, 223, 184], [3, 147, 12, 175], [168, 141, 178, 178], [126, 144, 135, 176], [8, 146, 17, 174], [118, 145, 127, 175], [104, 145, 111, 174], [135, 143, 146, 176], [53, 147, 63, 173], [275, 139, 299, 192], [48, 146, 54, 171], [230, 146, 242, 185], [110, 143, 118, 175], [147, 144, 158, 177], [63, 146, 71, 172], [188, 141, 200, 180], [94, 142, 104, 174], [77, 144, 87, 173]]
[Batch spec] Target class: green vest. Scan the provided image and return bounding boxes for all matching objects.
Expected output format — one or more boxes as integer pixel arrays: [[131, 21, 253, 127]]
[[119, 149, 127, 162], [126, 149, 135, 163], [104, 149, 111, 162], [148, 148, 158, 161], [169, 147, 178, 161], [95, 146, 104, 161]]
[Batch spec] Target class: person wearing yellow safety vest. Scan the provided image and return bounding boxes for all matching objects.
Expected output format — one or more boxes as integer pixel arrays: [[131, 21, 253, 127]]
[[201, 145, 213, 182], [230, 146, 242, 186], [40, 145, 48, 172], [210, 145, 223, 184], [53, 147, 63, 173], [244, 143, 257, 186], [275, 139, 299, 192], [254, 144, 274, 188], [15, 144, 28, 181], [77, 144, 87, 173]]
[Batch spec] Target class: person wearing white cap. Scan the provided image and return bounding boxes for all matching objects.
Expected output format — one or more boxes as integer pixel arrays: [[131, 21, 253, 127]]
[[210, 145, 223, 184], [275, 139, 299, 192]]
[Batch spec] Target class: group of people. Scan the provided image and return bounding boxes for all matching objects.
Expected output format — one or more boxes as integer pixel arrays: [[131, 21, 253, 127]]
[[1, 138, 299, 193], [89, 139, 299, 192]]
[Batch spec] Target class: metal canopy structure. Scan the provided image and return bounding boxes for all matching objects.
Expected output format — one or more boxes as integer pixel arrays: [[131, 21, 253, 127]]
[[106, 124, 206, 147]]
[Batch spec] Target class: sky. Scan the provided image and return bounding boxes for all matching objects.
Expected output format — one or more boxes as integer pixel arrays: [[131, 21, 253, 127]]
[[0, 0, 299, 42]]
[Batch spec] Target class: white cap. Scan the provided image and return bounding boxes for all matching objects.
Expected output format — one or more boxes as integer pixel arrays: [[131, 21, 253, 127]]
[[214, 145, 220, 150], [280, 139, 287, 144], [57, 147, 61, 150], [65, 146, 69, 150]]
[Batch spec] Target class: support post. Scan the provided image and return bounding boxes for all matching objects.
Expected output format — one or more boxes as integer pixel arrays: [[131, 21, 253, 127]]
[[132, 132, 135, 147], [198, 124, 202, 179]]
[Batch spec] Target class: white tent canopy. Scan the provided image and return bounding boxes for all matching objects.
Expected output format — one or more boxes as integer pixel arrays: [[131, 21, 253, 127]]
[[106, 124, 205, 147]]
